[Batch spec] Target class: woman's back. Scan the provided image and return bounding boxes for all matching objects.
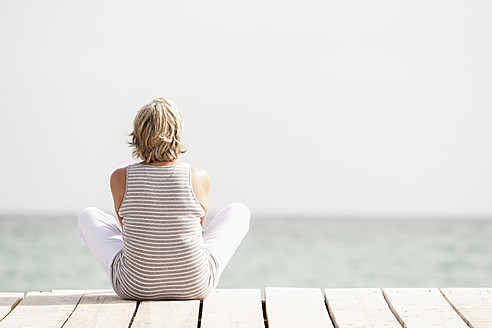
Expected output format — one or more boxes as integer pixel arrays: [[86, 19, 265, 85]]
[[111, 162, 216, 300], [78, 97, 249, 301]]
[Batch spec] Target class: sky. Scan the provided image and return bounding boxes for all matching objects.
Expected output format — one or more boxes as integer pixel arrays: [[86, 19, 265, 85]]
[[0, 0, 491, 217]]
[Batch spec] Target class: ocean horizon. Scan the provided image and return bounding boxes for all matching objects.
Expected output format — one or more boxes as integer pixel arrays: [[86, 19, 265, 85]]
[[1, 213, 491, 296]]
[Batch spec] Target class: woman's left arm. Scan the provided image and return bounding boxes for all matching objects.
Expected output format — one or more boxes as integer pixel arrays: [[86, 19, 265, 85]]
[[110, 167, 127, 227]]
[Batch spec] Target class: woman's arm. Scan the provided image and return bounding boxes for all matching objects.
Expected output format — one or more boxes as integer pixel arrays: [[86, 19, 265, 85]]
[[110, 167, 127, 227], [191, 166, 211, 227]]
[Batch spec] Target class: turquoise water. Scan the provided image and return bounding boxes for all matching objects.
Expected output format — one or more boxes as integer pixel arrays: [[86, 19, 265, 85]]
[[1, 214, 491, 294]]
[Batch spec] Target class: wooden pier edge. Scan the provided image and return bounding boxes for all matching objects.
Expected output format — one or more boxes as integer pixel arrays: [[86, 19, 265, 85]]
[[0, 288, 491, 327]]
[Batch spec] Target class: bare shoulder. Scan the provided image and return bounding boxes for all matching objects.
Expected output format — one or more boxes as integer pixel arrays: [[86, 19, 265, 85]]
[[191, 166, 210, 180], [191, 165, 210, 193], [111, 167, 127, 184], [110, 167, 127, 192]]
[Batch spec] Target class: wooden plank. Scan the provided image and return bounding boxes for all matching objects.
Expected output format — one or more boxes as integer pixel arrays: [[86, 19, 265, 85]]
[[0, 293, 24, 322], [265, 287, 334, 328], [201, 289, 264, 328], [52, 289, 112, 294], [63, 290, 136, 328], [324, 288, 401, 328], [441, 288, 492, 328], [383, 288, 468, 328], [0, 291, 82, 328], [132, 299, 200, 328]]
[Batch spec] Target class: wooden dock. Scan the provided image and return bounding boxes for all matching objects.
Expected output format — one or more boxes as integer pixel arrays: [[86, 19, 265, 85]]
[[0, 287, 491, 327]]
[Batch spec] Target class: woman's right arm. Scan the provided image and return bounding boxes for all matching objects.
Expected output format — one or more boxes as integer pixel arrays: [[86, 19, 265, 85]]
[[110, 167, 127, 227], [191, 166, 211, 227]]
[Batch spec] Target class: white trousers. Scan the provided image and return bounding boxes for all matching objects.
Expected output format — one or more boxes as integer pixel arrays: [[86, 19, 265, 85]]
[[78, 202, 251, 289]]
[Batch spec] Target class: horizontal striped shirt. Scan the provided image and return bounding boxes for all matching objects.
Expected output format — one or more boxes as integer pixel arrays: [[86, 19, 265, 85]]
[[111, 162, 217, 300]]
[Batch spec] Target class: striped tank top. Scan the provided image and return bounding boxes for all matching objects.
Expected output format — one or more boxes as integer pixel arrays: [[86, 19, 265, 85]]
[[111, 162, 217, 300]]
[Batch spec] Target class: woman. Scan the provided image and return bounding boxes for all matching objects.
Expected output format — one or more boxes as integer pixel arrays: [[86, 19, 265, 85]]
[[78, 97, 250, 300]]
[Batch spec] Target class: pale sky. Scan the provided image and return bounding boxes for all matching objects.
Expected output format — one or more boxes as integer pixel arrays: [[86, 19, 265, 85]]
[[1, 0, 491, 217]]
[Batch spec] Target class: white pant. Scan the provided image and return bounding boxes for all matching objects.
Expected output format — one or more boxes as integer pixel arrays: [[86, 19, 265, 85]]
[[78, 203, 251, 289]]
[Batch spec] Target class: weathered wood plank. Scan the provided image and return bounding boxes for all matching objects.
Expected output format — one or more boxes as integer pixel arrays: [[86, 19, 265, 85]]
[[132, 299, 200, 328], [63, 290, 136, 328], [201, 289, 264, 328], [265, 287, 334, 328], [0, 293, 24, 322], [0, 291, 82, 328], [441, 288, 492, 328], [383, 288, 468, 328], [324, 288, 401, 328]]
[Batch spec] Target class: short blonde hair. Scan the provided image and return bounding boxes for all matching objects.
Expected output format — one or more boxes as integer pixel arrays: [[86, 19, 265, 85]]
[[129, 98, 186, 163]]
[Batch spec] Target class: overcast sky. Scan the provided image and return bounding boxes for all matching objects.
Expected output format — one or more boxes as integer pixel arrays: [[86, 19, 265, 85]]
[[1, 0, 491, 217]]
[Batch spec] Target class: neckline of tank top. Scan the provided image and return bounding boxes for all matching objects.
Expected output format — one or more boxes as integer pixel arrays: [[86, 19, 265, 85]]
[[135, 161, 183, 168]]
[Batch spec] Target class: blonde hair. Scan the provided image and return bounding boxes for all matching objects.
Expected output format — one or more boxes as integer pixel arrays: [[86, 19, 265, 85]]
[[129, 98, 186, 163]]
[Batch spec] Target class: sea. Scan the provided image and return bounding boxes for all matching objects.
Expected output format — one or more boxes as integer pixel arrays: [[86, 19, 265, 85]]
[[1, 213, 492, 296]]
